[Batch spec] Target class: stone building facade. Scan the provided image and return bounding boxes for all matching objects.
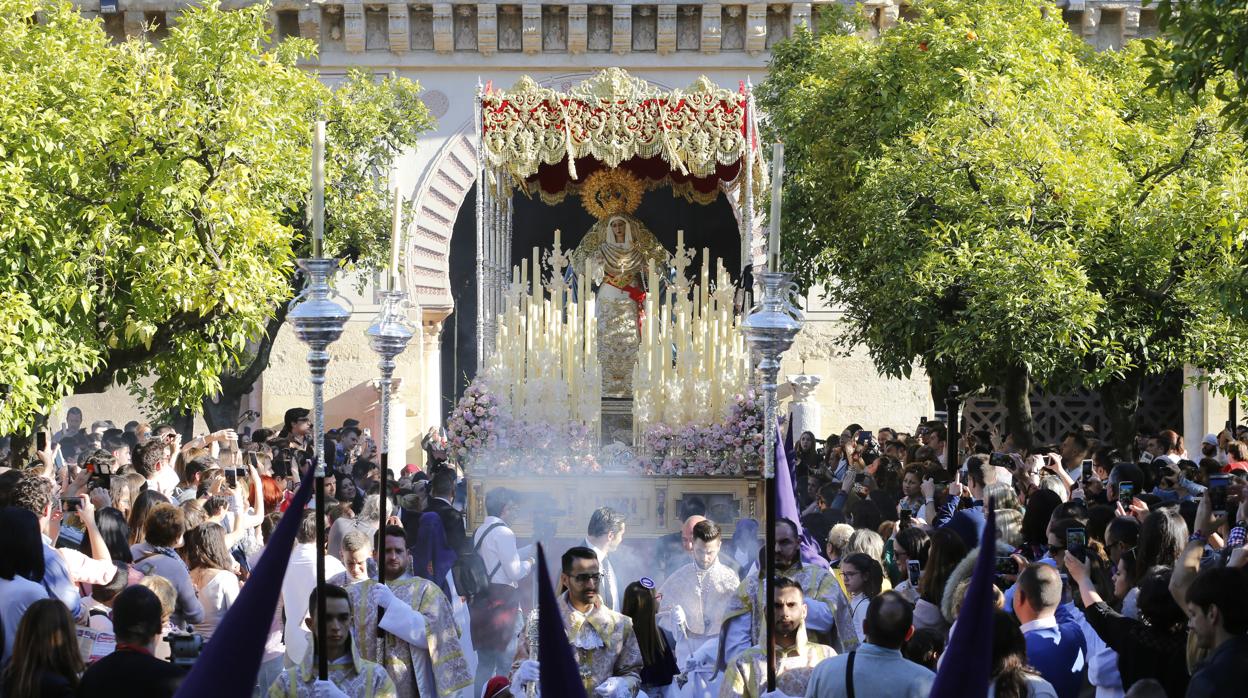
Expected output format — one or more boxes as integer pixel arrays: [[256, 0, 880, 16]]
[[64, 0, 1227, 463]]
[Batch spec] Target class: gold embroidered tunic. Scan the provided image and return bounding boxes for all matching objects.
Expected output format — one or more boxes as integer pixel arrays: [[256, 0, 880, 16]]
[[658, 559, 739, 640], [512, 593, 644, 696], [268, 642, 397, 698], [345, 575, 472, 698], [722, 562, 859, 655], [719, 627, 835, 698]]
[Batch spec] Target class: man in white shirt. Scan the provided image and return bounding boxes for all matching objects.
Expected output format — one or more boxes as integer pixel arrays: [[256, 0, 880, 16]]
[[659, 519, 739, 660], [583, 507, 627, 612], [282, 510, 347, 665], [470, 488, 535, 693]]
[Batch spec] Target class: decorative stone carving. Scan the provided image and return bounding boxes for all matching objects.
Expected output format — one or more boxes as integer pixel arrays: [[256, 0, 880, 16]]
[[787, 374, 823, 440], [657, 4, 676, 54], [676, 5, 699, 51], [789, 2, 810, 34], [879, 2, 899, 32], [477, 3, 497, 55], [432, 3, 453, 53], [298, 7, 320, 42], [364, 7, 388, 51], [1123, 5, 1141, 37], [421, 89, 450, 119], [568, 4, 588, 53], [123, 10, 145, 38], [388, 3, 410, 52], [766, 3, 787, 47], [701, 3, 721, 54], [343, 3, 365, 52], [632, 5, 656, 51], [411, 5, 434, 49], [543, 5, 568, 51], [613, 4, 631, 55], [522, 4, 542, 54], [454, 4, 478, 51], [745, 3, 766, 54], [721, 5, 744, 50], [588, 5, 611, 52], [1081, 6, 1100, 35], [497, 5, 521, 51], [323, 5, 345, 47]]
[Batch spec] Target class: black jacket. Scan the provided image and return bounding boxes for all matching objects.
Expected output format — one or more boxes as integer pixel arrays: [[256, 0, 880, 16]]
[[78, 648, 185, 698]]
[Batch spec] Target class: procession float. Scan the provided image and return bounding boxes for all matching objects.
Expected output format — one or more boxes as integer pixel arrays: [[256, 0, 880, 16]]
[[454, 69, 776, 542]]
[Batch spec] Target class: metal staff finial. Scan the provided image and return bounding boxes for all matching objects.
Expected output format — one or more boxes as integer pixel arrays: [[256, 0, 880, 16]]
[[289, 256, 352, 679]]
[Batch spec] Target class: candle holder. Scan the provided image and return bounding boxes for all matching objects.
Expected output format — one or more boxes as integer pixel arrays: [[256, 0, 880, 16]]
[[740, 269, 802, 693], [741, 272, 803, 479], [365, 288, 416, 586], [287, 256, 351, 679]]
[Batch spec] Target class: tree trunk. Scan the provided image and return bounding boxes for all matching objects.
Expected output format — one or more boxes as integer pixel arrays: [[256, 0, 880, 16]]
[[1100, 367, 1145, 454], [171, 409, 195, 442], [1002, 363, 1034, 452], [203, 393, 244, 433]]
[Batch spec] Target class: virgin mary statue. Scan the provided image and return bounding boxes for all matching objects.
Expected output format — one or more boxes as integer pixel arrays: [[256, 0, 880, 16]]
[[569, 212, 669, 398]]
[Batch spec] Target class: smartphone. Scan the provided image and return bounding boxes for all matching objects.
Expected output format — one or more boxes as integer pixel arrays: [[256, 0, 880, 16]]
[[225, 468, 238, 488], [900, 507, 912, 528], [933, 480, 949, 500], [1118, 481, 1135, 501], [854, 472, 867, 484], [36, 431, 48, 452], [907, 560, 921, 586], [852, 483, 870, 498], [995, 555, 1016, 576], [60, 496, 80, 512], [1066, 527, 1087, 563], [990, 452, 1013, 469], [1208, 474, 1230, 515], [1081, 459, 1094, 482], [857, 431, 874, 445]]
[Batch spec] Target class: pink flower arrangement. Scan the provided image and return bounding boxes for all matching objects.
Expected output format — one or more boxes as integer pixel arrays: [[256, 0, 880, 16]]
[[636, 390, 764, 476]]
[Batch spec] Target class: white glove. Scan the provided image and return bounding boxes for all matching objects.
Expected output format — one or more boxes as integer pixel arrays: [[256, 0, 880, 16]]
[[515, 659, 541, 685], [671, 605, 688, 630], [369, 583, 398, 610], [594, 676, 631, 698], [312, 679, 349, 698]]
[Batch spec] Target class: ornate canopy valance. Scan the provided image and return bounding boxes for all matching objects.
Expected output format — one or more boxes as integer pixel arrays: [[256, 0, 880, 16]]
[[479, 68, 768, 202]]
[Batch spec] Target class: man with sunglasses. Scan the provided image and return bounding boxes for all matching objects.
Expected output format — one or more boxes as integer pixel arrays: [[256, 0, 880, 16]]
[[511, 546, 642, 697]]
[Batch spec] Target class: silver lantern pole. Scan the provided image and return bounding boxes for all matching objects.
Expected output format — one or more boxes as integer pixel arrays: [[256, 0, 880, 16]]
[[289, 122, 353, 679], [366, 288, 416, 594], [741, 142, 803, 693]]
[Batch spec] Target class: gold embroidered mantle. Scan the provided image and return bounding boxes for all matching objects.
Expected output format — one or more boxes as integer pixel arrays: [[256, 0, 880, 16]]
[[720, 630, 836, 698], [512, 594, 643, 696], [268, 641, 397, 698], [722, 562, 860, 654], [346, 577, 472, 698]]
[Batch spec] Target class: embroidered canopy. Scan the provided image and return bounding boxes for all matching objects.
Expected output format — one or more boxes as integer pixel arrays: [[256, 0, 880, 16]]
[[479, 68, 767, 205]]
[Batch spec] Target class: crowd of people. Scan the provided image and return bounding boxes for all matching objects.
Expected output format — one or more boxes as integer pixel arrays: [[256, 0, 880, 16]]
[[0, 407, 1245, 698]]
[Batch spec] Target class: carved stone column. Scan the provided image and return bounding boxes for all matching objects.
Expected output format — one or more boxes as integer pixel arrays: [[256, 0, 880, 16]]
[[613, 4, 632, 55], [787, 374, 823, 441], [477, 3, 497, 55], [522, 3, 542, 54], [432, 3, 453, 53], [343, 3, 365, 52], [388, 3, 410, 52], [568, 4, 587, 53], [1123, 5, 1141, 38], [657, 4, 676, 54], [701, 3, 721, 54], [878, 2, 898, 32], [421, 320, 445, 431], [1081, 7, 1100, 36], [745, 3, 765, 54], [790, 2, 811, 33]]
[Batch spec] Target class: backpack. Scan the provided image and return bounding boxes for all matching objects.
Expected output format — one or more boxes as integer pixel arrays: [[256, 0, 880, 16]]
[[451, 522, 506, 600]]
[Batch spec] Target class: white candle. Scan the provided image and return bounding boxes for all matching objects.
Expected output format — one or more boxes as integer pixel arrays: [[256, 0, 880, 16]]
[[768, 142, 784, 272], [312, 121, 325, 258], [389, 186, 401, 291]]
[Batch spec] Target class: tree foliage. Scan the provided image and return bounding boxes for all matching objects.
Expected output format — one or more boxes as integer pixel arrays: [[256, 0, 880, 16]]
[[1144, 0, 1248, 134], [0, 0, 431, 434], [759, 0, 1248, 444]]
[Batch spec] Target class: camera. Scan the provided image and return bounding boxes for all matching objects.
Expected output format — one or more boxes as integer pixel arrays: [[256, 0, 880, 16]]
[[1208, 474, 1230, 516], [989, 452, 1013, 469], [166, 630, 204, 669], [1066, 527, 1087, 563], [995, 556, 1016, 576], [907, 560, 921, 586], [60, 496, 80, 513]]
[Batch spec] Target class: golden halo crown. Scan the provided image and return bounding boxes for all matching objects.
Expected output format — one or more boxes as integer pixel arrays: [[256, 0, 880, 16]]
[[580, 169, 644, 219]]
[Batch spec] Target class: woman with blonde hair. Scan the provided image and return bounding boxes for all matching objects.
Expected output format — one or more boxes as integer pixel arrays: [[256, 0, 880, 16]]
[[1, 599, 85, 697]]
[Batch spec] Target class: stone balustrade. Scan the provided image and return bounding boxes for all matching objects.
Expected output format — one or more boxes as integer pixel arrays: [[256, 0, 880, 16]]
[[71, 0, 1162, 59]]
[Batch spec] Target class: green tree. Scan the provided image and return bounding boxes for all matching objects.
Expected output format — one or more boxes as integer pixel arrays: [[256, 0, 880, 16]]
[[760, 0, 1248, 449], [0, 0, 431, 441], [1144, 0, 1248, 134]]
